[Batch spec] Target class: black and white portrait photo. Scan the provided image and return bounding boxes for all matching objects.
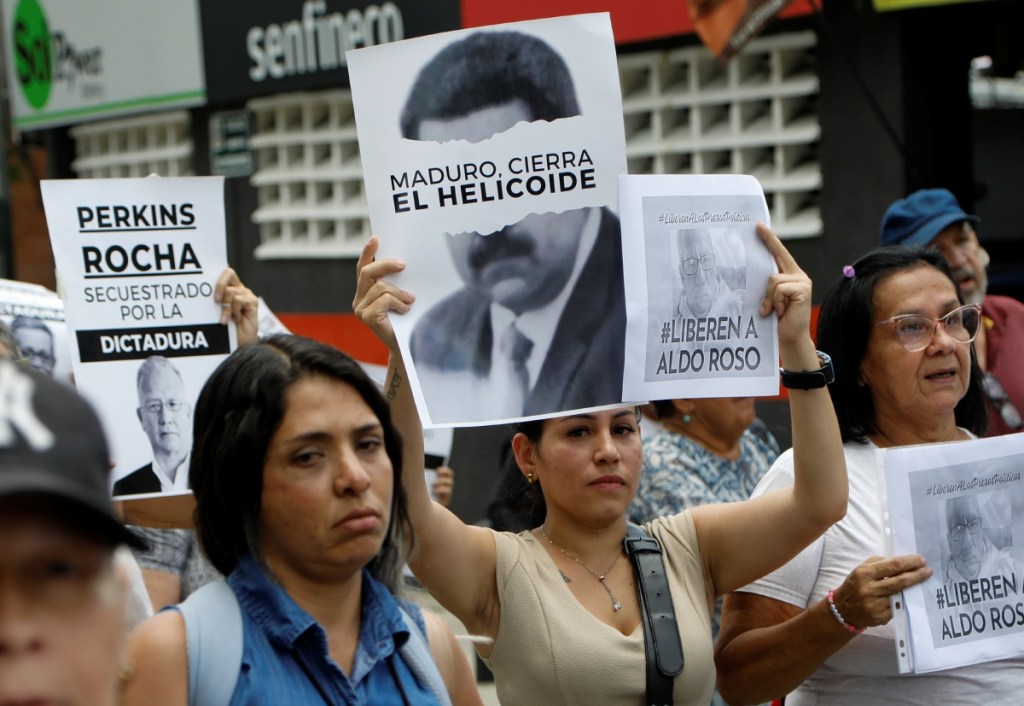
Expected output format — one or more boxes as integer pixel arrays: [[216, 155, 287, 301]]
[[617, 181, 776, 402], [348, 14, 627, 425], [10, 315, 56, 377], [883, 434, 1024, 673], [113, 356, 194, 497], [402, 31, 623, 423]]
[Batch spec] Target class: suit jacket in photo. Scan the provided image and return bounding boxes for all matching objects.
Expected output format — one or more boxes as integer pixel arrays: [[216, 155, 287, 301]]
[[112, 463, 161, 497], [410, 208, 625, 422]]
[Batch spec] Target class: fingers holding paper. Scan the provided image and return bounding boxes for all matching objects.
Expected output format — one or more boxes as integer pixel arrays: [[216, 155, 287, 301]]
[[215, 267, 259, 345], [353, 235, 415, 354]]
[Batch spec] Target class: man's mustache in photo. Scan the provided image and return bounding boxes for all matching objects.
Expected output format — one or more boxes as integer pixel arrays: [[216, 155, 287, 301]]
[[466, 225, 534, 269]]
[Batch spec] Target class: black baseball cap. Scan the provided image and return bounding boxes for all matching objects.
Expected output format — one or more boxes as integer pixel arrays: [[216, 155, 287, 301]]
[[0, 360, 145, 548]]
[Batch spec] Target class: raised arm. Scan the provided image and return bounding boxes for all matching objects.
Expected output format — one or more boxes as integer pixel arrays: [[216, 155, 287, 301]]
[[353, 236, 501, 644], [689, 223, 847, 597], [215, 266, 259, 346], [716, 554, 931, 704]]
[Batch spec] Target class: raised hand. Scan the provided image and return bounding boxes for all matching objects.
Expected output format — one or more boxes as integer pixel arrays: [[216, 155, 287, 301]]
[[756, 222, 812, 347], [215, 267, 258, 346], [352, 235, 415, 354]]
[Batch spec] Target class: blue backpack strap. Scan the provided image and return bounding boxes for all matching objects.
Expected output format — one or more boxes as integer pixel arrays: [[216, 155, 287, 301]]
[[175, 579, 244, 706], [397, 605, 454, 706]]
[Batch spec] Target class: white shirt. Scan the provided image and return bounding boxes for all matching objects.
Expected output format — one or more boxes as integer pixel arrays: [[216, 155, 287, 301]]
[[152, 453, 191, 493]]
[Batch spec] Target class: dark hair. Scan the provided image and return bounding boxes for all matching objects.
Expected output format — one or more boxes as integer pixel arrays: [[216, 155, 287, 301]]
[[649, 400, 677, 420], [400, 31, 580, 140], [485, 439, 546, 532], [817, 246, 986, 443], [190, 335, 410, 591]]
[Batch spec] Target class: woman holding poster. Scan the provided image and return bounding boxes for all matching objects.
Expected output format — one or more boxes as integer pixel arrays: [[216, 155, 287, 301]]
[[715, 247, 1024, 705], [355, 223, 848, 705]]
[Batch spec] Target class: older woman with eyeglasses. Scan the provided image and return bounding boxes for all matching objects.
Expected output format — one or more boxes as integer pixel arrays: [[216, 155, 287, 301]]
[[715, 246, 1024, 706]]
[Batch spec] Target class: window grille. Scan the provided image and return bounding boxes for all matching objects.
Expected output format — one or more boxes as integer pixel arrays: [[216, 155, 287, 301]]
[[619, 31, 822, 238], [247, 90, 368, 259], [70, 111, 194, 178]]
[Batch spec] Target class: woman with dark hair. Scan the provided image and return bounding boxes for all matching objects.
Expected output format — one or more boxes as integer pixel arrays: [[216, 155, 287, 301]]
[[355, 223, 848, 705], [122, 335, 479, 706], [715, 247, 1018, 705]]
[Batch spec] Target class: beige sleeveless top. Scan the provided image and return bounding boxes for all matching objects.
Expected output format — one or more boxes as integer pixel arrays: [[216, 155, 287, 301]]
[[483, 512, 715, 705]]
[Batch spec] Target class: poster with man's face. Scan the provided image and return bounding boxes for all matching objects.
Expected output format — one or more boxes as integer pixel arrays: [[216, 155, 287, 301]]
[[0, 280, 73, 382], [883, 433, 1024, 674], [348, 14, 628, 427], [619, 174, 779, 402], [40, 177, 234, 499]]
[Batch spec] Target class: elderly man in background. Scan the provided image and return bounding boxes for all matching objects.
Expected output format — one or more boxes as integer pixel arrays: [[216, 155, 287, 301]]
[[882, 188, 1024, 435], [0, 359, 147, 705]]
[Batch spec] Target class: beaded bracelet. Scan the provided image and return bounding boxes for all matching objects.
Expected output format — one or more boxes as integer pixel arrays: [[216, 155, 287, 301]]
[[827, 590, 865, 635]]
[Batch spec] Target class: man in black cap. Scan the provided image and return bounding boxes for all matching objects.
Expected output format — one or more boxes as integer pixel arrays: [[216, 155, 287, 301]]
[[0, 359, 146, 706], [881, 188, 1024, 436]]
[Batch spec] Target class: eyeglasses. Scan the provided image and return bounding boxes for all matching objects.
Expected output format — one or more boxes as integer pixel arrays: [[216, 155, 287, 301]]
[[982, 372, 1024, 430], [143, 399, 186, 414], [682, 253, 715, 276], [20, 346, 55, 363], [873, 304, 982, 352], [949, 518, 982, 541]]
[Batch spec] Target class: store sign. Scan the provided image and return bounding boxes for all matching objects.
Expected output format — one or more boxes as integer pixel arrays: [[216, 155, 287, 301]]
[[0, 0, 205, 131], [201, 0, 459, 102]]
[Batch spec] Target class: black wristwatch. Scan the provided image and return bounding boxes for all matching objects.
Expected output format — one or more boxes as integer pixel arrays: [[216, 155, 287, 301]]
[[780, 351, 835, 390]]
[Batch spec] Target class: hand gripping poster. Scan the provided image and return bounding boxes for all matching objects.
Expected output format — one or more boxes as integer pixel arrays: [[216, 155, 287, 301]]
[[348, 14, 628, 427], [41, 177, 234, 499], [883, 432, 1024, 673], [619, 175, 778, 402]]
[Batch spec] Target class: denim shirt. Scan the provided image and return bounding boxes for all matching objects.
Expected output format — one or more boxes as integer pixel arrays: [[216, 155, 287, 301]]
[[226, 554, 441, 706]]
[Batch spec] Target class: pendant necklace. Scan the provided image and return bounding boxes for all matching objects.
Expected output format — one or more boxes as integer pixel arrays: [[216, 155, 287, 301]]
[[540, 526, 623, 611]]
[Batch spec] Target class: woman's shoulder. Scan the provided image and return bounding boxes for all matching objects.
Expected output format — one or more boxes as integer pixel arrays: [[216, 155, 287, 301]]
[[122, 611, 189, 706], [644, 510, 698, 550]]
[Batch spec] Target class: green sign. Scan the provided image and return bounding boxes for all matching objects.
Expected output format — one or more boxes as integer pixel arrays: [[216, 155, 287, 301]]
[[11, 0, 52, 109]]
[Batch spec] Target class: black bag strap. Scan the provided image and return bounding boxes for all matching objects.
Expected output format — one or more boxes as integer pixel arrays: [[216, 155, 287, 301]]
[[624, 523, 684, 706]]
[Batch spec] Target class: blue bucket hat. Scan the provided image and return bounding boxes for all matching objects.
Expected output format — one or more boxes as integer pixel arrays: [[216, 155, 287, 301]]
[[880, 188, 980, 247]]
